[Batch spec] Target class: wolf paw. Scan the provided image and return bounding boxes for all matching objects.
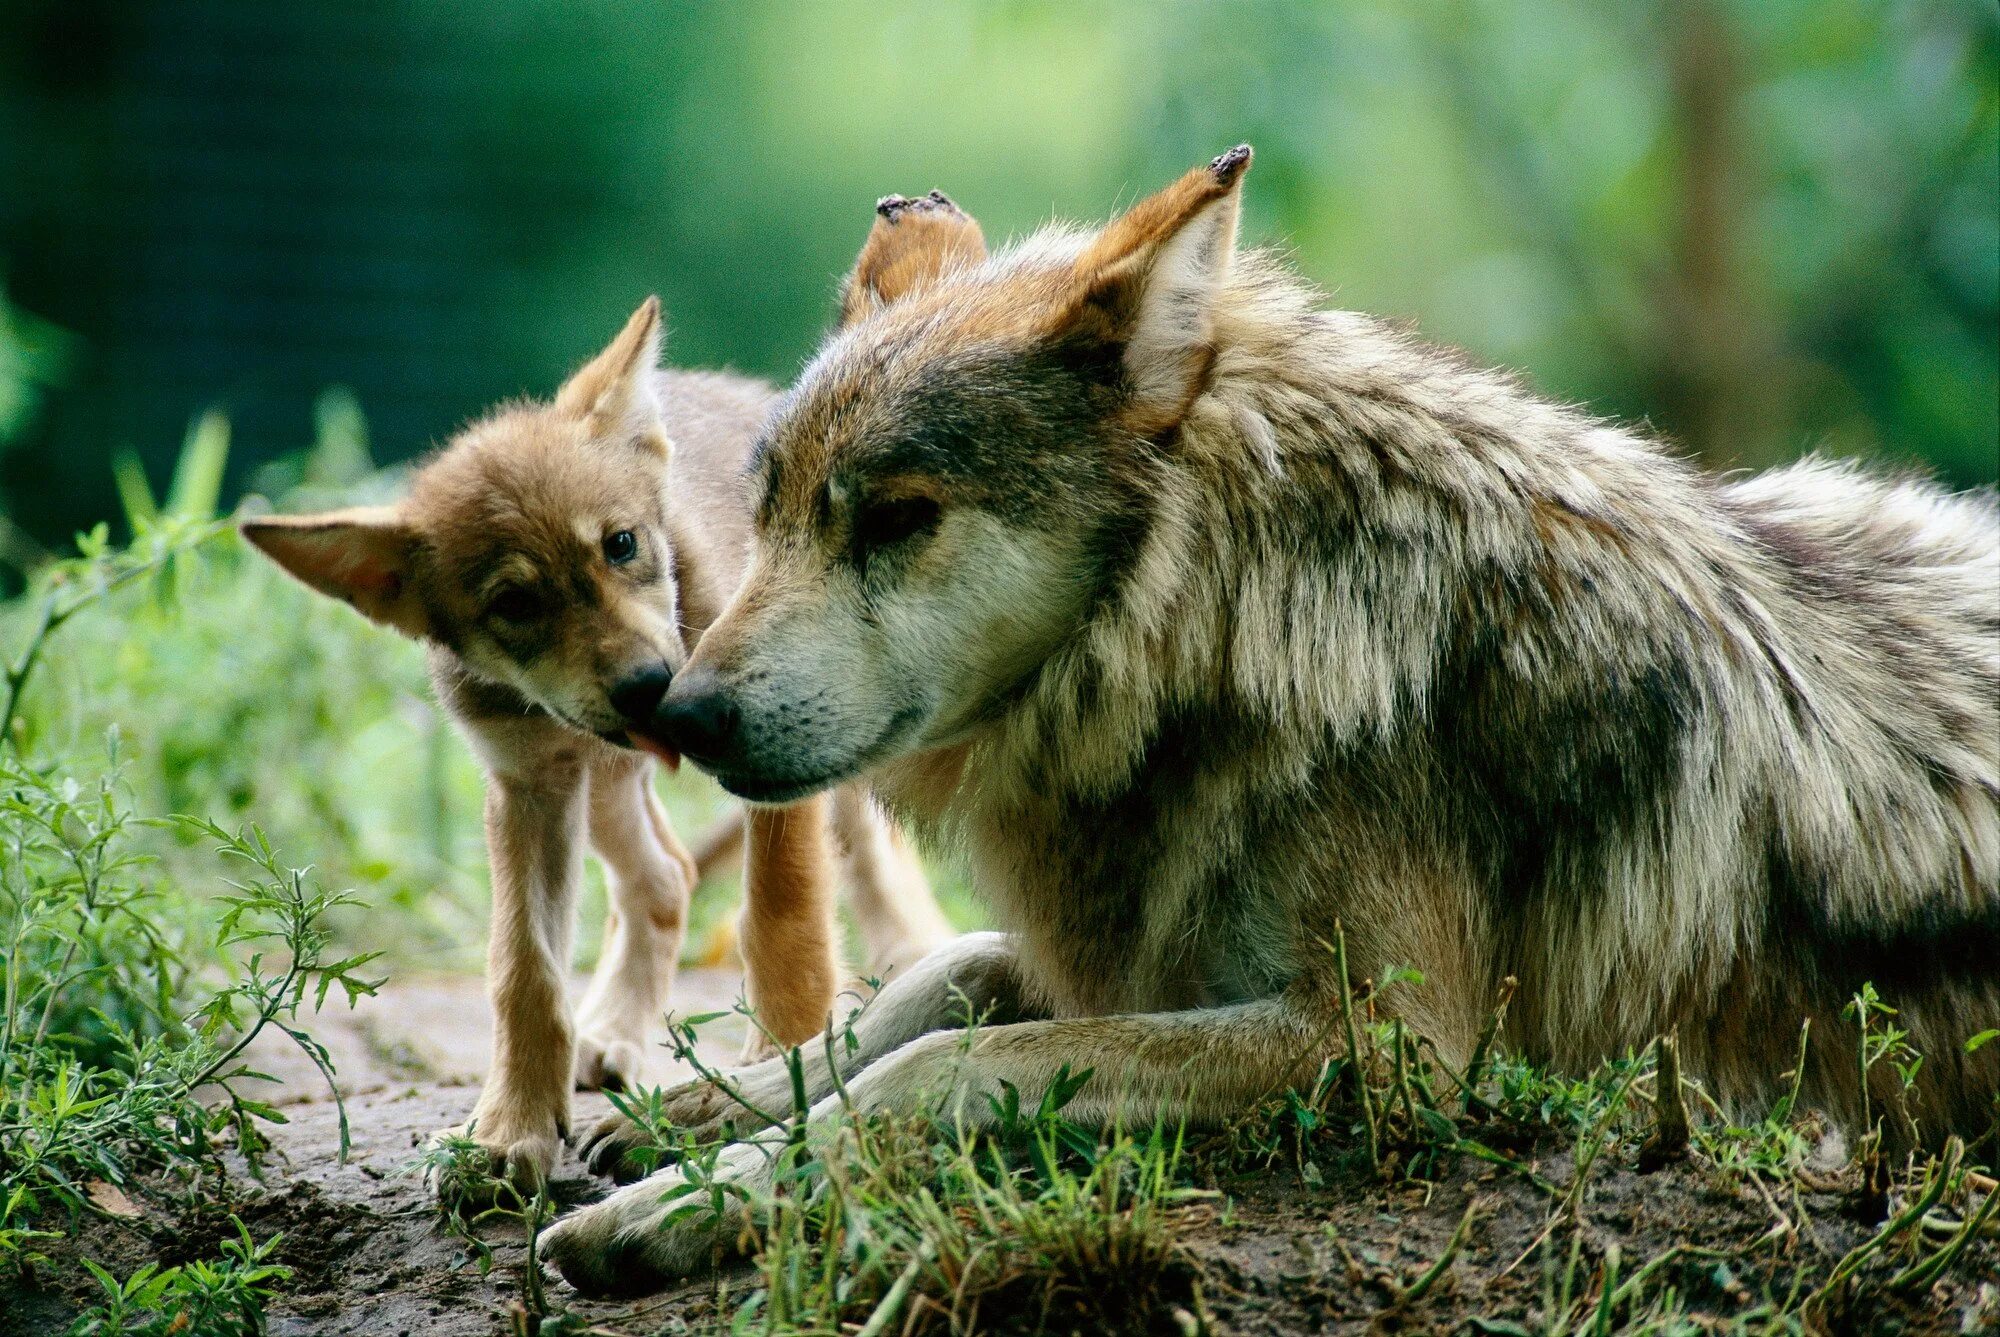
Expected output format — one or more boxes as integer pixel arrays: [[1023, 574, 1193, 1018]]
[[573, 1111, 660, 1184], [574, 1030, 647, 1093], [426, 1117, 561, 1200], [573, 1073, 750, 1181], [544, 1144, 771, 1294]]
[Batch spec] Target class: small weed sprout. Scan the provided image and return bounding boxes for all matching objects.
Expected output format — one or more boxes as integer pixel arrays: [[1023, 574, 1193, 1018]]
[[1846, 982, 1925, 1148], [68, 1215, 290, 1337], [411, 1129, 558, 1318]]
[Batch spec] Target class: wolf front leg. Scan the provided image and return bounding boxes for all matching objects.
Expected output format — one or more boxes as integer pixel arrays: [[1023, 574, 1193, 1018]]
[[440, 756, 590, 1193], [733, 796, 842, 1060], [546, 989, 1328, 1291], [576, 930, 1029, 1178], [574, 752, 696, 1092]]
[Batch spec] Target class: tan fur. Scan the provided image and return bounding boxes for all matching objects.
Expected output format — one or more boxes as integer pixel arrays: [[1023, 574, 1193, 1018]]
[[682, 794, 953, 984], [242, 301, 949, 1190], [839, 190, 987, 327], [547, 152, 1997, 1291], [735, 798, 840, 1051]]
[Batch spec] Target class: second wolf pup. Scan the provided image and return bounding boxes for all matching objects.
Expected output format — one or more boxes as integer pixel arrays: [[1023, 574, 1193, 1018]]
[[243, 299, 953, 1187]]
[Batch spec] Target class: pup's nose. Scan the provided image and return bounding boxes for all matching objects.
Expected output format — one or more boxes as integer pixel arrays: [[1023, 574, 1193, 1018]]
[[609, 663, 674, 724], [652, 669, 741, 766]]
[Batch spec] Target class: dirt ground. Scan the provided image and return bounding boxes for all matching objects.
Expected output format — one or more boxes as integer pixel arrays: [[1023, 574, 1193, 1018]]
[[2, 970, 1992, 1336]]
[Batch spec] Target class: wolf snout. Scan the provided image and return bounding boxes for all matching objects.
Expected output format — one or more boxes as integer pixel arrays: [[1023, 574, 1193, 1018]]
[[650, 668, 742, 768], [609, 663, 675, 724]]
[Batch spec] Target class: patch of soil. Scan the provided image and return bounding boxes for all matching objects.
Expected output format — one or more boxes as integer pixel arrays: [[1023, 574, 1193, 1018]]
[[0, 970, 753, 1337], [2, 973, 1991, 1335], [1178, 1144, 1992, 1336]]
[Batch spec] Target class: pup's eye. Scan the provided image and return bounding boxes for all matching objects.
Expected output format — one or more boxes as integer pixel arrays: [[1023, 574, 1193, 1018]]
[[487, 586, 540, 623], [603, 529, 639, 566], [854, 496, 941, 554]]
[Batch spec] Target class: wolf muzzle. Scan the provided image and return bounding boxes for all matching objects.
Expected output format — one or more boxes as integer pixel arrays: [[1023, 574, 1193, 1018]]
[[648, 668, 741, 774]]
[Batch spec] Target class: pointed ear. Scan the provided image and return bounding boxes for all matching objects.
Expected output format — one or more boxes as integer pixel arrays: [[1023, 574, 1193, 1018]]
[[839, 190, 986, 326], [1062, 144, 1252, 433], [554, 297, 666, 447], [240, 506, 429, 638]]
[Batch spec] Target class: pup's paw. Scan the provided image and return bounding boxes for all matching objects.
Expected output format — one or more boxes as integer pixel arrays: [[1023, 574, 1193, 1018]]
[[736, 1030, 782, 1065], [574, 1030, 647, 1093], [426, 1115, 561, 1199], [543, 1145, 769, 1295]]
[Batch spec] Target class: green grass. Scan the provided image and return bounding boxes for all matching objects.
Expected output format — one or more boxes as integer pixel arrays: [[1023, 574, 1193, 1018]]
[[429, 959, 1992, 1335]]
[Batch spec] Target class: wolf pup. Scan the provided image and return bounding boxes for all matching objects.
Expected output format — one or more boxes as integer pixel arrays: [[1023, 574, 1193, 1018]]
[[545, 150, 1997, 1290], [242, 298, 953, 1188]]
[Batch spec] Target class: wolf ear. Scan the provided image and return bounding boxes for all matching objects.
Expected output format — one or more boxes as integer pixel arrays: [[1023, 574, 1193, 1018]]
[[1061, 145, 1252, 433], [240, 507, 429, 638], [555, 296, 666, 451], [839, 191, 986, 326]]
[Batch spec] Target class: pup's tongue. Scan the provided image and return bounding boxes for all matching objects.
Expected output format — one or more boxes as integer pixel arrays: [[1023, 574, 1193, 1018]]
[[627, 732, 681, 772]]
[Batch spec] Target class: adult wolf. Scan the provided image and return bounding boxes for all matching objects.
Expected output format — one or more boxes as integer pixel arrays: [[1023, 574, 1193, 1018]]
[[547, 149, 1998, 1290]]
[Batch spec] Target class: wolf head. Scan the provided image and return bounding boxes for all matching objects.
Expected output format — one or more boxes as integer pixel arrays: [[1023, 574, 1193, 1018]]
[[242, 298, 693, 748], [653, 149, 1252, 801]]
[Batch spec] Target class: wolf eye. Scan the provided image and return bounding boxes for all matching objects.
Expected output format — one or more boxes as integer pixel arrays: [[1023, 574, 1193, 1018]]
[[487, 585, 540, 623], [854, 496, 941, 554], [603, 529, 639, 566]]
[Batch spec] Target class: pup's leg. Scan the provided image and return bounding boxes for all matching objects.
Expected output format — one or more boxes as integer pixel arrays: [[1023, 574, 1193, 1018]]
[[573, 752, 695, 1092], [576, 930, 1025, 1179], [548, 988, 1326, 1291], [829, 783, 954, 983], [734, 796, 842, 1061], [687, 809, 746, 882], [683, 810, 746, 966], [437, 758, 589, 1192]]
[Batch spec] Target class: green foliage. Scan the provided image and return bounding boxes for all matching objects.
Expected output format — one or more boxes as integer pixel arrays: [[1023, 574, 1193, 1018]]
[[0, 750, 374, 1251], [68, 1217, 290, 1337], [1845, 980, 1927, 1145], [0, 749, 184, 1070], [0, 482, 376, 1332], [741, 1118, 1207, 1335], [0, 280, 70, 452], [3, 0, 1993, 561], [411, 1129, 557, 1319]]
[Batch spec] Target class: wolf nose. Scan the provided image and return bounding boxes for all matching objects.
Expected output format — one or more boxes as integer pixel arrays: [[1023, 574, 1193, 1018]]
[[609, 664, 674, 724], [652, 671, 741, 765]]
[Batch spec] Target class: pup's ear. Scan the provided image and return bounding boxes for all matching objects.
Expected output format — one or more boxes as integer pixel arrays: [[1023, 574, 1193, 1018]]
[[240, 506, 429, 638], [555, 296, 667, 451], [1060, 144, 1252, 433], [839, 191, 986, 326]]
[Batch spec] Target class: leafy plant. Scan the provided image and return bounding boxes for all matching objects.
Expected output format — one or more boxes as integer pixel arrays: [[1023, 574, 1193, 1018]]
[[68, 1216, 290, 1337], [0, 490, 378, 1319], [411, 1128, 557, 1319]]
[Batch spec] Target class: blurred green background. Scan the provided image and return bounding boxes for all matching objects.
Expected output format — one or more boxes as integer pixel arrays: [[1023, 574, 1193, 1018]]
[[1, 0, 1995, 561]]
